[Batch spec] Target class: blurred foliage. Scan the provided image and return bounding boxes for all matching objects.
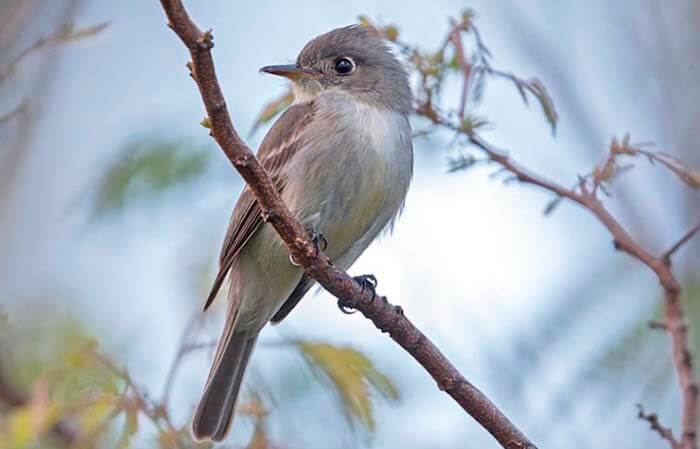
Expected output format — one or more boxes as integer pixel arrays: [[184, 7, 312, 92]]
[[2, 3, 699, 449], [0, 311, 398, 449], [92, 140, 212, 217], [296, 341, 399, 434]]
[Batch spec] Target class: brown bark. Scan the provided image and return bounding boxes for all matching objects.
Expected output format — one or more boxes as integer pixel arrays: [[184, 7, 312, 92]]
[[157, 1, 538, 448]]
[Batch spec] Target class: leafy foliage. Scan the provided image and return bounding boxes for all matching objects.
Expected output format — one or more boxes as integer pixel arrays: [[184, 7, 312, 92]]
[[296, 341, 399, 434], [93, 140, 211, 216]]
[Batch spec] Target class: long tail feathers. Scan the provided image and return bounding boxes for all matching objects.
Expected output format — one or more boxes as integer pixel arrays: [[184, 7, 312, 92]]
[[191, 328, 257, 442]]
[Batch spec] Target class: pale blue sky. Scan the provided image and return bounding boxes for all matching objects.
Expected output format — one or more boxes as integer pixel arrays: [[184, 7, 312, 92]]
[[2, 1, 696, 448]]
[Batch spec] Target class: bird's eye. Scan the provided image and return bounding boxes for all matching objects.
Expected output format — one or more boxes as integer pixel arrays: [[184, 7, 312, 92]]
[[334, 57, 355, 75]]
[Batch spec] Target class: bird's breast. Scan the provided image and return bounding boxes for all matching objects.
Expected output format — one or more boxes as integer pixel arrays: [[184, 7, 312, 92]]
[[285, 97, 413, 259]]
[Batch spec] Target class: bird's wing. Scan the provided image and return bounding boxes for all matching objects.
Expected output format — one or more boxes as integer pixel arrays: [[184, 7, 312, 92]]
[[204, 101, 316, 310]]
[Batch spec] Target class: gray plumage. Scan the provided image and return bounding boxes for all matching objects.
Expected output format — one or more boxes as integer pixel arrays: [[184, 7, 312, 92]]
[[192, 24, 413, 442]]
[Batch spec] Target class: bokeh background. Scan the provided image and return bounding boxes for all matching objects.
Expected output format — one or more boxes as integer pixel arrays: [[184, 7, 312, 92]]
[[1, 1, 699, 448]]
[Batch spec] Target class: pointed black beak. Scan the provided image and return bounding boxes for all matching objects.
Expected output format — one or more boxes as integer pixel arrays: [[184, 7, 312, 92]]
[[259, 64, 311, 79]]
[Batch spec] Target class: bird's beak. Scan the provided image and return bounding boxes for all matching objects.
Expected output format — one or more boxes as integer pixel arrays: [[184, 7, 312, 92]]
[[259, 64, 311, 80]]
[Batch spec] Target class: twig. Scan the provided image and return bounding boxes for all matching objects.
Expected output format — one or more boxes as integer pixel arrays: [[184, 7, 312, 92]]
[[663, 221, 700, 265], [161, 313, 203, 407], [417, 97, 699, 449], [448, 22, 472, 120], [0, 21, 109, 83], [157, 2, 538, 448], [0, 100, 26, 128], [638, 405, 681, 449], [92, 350, 186, 449]]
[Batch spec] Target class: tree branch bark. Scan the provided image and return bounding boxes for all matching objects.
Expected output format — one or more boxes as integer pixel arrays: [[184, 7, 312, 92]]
[[157, 1, 537, 448], [418, 104, 699, 449]]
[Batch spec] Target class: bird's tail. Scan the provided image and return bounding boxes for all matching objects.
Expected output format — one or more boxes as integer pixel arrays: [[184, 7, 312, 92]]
[[191, 319, 258, 442]]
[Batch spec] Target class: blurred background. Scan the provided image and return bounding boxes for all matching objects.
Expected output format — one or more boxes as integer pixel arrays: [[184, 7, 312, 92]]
[[1, 1, 699, 448]]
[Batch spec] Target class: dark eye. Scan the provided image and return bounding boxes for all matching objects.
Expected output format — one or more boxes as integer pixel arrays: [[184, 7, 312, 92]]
[[334, 57, 354, 75]]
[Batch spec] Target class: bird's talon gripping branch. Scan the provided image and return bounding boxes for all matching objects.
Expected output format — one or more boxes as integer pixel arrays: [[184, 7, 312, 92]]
[[353, 274, 378, 302], [336, 298, 357, 315], [288, 254, 301, 267], [307, 227, 328, 253]]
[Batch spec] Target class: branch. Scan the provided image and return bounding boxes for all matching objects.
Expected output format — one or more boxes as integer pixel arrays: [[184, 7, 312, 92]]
[[0, 21, 109, 83], [157, 2, 537, 448], [663, 221, 700, 265], [638, 405, 681, 449], [418, 83, 698, 449]]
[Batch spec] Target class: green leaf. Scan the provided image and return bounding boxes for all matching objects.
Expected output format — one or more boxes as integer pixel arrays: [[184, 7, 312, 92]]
[[93, 139, 211, 216], [528, 78, 558, 135], [77, 392, 118, 435], [296, 341, 399, 433]]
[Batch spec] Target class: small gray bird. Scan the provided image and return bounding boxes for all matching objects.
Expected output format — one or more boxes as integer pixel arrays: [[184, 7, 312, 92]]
[[191, 24, 413, 441]]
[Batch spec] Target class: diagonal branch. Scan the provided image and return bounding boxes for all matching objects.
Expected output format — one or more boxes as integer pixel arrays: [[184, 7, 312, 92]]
[[157, 1, 537, 448]]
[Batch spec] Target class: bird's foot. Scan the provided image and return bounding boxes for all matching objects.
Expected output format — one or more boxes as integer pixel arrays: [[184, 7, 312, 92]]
[[290, 228, 328, 267], [336, 274, 378, 314], [337, 299, 356, 314], [307, 226, 328, 253], [353, 274, 378, 302]]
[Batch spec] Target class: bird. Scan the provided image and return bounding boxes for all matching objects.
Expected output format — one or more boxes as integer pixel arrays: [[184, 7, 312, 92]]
[[191, 24, 414, 442]]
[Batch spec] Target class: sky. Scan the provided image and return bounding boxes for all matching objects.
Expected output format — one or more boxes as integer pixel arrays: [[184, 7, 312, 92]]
[[2, 1, 697, 448]]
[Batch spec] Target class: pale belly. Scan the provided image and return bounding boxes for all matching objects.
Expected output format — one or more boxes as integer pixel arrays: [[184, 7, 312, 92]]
[[233, 100, 413, 328]]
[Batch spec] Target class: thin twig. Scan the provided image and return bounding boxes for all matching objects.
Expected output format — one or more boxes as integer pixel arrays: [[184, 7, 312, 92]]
[[93, 350, 186, 449], [161, 313, 203, 407], [417, 96, 699, 449], [157, 2, 538, 448], [638, 405, 681, 449], [663, 221, 700, 265], [0, 100, 26, 128]]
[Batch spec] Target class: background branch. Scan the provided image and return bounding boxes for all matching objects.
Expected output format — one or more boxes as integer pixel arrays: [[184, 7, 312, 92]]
[[420, 86, 699, 449], [157, 1, 537, 448]]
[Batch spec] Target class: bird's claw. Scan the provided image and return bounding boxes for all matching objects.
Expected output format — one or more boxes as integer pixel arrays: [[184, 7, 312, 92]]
[[308, 227, 328, 253], [337, 299, 356, 314], [353, 274, 378, 302], [335, 275, 378, 314]]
